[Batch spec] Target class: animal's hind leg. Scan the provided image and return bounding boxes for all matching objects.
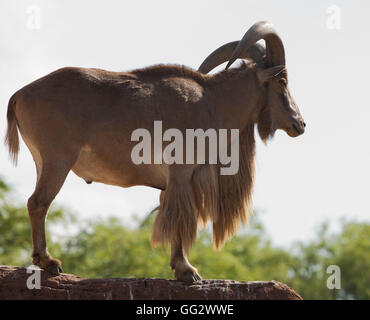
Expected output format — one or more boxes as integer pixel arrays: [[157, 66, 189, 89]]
[[28, 155, 76, 274]]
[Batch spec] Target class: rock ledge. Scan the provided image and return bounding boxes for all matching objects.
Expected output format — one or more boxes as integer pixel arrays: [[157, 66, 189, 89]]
[[0, 265, 302, 300]]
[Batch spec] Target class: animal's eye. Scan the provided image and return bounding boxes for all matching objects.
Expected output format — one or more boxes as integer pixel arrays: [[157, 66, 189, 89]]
[[279, 79, 287, 87]]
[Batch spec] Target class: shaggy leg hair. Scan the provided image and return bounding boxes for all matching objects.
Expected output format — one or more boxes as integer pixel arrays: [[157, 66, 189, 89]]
[[152, 178, 198, 255], [191, 164, 219, 226], [152, 124, 256, 252]]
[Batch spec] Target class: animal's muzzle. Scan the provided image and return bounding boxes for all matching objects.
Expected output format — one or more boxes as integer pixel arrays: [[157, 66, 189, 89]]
[[292, 120, 305, 135]]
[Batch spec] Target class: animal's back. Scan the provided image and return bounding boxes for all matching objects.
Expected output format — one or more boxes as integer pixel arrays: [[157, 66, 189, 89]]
[[14, 65, 206, 123]]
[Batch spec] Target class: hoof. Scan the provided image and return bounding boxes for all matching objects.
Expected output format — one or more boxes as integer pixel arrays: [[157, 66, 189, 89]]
[[177, 270, 202, 283], [44, 259, 63, 275]]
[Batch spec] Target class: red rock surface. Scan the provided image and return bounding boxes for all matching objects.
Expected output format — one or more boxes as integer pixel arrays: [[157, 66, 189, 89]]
[[0, 265, 302, 300]]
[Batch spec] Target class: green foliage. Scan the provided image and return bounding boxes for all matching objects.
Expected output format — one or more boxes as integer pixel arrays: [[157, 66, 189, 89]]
[[330, 222, 370, 299], [0, 177, 369, 299], [59, 216, 173, 279]]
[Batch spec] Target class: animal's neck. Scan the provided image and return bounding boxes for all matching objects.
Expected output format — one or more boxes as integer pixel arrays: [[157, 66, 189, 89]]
[[208, 66, 264, 131]]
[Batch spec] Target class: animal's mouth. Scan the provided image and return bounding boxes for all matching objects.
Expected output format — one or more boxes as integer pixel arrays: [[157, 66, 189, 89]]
[[292, 123, 305, 135], [287, 123, 305, 137]]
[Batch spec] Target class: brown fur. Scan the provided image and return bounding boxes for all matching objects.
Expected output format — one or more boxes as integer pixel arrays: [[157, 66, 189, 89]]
[[131, 61, 253, 86], [132, 64, 208, 84], [152, 178, 198, 254], [214, 123, 256, 248]]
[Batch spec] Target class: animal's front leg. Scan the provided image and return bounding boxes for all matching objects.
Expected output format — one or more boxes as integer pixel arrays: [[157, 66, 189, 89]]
[[151, 168, 201, 283], [170, 239, 201, 283]]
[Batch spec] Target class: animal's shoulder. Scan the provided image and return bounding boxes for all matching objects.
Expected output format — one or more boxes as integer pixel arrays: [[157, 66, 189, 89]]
[[132, 64, 207, 84], [129, 65, 207, 102]]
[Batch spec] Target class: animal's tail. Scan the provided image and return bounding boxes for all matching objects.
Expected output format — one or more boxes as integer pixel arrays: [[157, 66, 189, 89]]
[[4, 94, 19, 166]]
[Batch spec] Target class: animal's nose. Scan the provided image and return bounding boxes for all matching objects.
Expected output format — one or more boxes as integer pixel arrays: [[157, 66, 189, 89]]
[[303, 122, 306, 128]]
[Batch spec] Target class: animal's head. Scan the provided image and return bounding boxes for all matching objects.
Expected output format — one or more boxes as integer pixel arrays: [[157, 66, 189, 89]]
[[198, 21, 305, 141], [256, 64, 305, 140]]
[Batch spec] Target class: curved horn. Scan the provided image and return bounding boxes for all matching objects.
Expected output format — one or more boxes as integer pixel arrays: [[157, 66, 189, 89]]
[[225, 21, 285, 70], [198, 42, 265, 74]]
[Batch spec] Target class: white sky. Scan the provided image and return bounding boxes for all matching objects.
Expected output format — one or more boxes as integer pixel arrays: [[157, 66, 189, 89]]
[[0, 0, 369, 246]]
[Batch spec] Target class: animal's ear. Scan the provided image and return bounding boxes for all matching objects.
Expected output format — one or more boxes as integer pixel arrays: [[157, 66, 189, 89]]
[[257, 65, 286, 83]]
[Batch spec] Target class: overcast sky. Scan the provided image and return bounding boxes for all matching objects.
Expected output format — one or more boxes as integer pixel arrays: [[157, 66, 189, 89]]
[[0, 0, 369, 246]]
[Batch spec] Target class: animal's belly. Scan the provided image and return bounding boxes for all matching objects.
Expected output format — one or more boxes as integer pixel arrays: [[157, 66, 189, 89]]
[[72, 145, 131, 187], [72, 145, 167, 189]]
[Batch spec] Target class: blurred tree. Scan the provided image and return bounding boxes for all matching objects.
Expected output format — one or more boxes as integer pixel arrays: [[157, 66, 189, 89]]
[[0, 177, 369, 299], [285, 221, 370, 299], [286, 223, 338, 299], [330, 221, 370, 299]]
